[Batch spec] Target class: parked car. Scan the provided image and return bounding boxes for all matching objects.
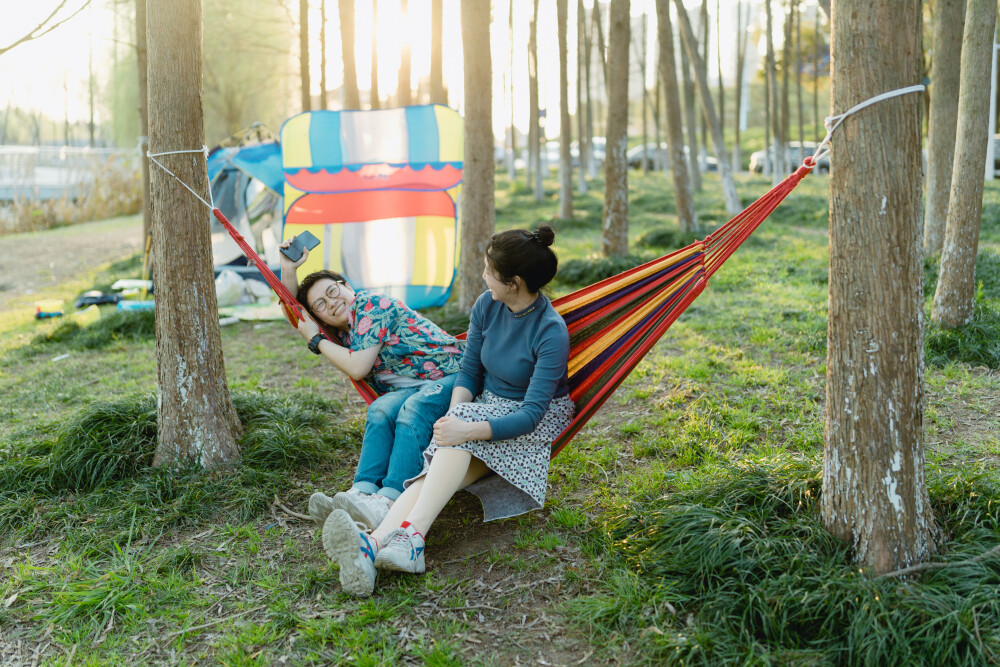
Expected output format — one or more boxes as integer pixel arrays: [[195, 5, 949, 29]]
[[749, 141, 830, 174], [627, 142, 668, 170]]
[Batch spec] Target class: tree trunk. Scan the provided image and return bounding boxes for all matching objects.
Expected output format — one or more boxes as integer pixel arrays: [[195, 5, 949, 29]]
[[431, 0, 446, 104], [371, 0, 380, 108], [577, 0, 588, 193], [716, 0, 724, 149], [673, 0, 742, 215], [146, 0, 242, 469], [923, 0, 966, 256], [823, 0, 935, 574], [136, 0, 151, 247], [656, 0, 698, 233], [558, 0, 574, 218], [603, 0, 630, 257], [795, 0, 804, 164], [765, 0, 782, 183], [397, 0, 411, 106], [299, 0, 310, 112], [458, 0, 495, 313], [814, 7, 820, 141], [733, 0, 745, 171], [932, 0, 997, 327], [340, 0, 360, 109], [594, 2, 609, 92], [320, 0, 328, 109], [508, 0, 517, 179], [641, 11, 649, 174], [529, 0, 544, 201], [781, 0, 792, 161], [698, 0, 709, 167], [679, 16, 702, 190], [585, 0, 597, 179]]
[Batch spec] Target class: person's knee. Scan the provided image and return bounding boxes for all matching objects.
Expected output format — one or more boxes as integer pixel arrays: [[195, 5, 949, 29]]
[[367, 398, 399, 425]]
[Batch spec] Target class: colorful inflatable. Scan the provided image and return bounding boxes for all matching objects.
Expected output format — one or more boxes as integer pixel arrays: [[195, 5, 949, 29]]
[[280, 105, 463, 309]]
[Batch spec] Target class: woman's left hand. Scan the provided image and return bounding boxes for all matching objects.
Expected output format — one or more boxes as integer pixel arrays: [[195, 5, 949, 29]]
[[433, 416, 472, 447], [297, 316, 320, 342]]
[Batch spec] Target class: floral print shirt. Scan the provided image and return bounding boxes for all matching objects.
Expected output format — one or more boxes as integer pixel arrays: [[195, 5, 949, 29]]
[[337, 290, 464, 394]]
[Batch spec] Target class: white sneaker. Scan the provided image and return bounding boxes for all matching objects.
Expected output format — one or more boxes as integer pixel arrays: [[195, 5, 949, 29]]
[[332, 489, 392, 531], [322, 509, 377, 598], [308, 492, 336, 525], [374, 523, 425, 574]]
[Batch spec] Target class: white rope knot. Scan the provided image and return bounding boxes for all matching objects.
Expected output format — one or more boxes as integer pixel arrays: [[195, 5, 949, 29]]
[[808, 84, 925, 169], [146, 145, 215, 209]]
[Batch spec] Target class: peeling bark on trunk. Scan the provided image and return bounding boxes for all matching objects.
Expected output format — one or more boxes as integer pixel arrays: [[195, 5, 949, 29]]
[[931, 0, 996, 327], [558, 0, 574, 219], [733, 0, 746, 171], [679, 16, 702, 191], [340, 0, 360, 109], [147, 0, 242, 469], [672, 0, 742, 215], [765, 0, 782, 184], [603, 0, 630, 257], [923, 0, 966, 256], [458, 0, 494, 313], [656, 0, 698, 233], [823, 0, 935, 575]]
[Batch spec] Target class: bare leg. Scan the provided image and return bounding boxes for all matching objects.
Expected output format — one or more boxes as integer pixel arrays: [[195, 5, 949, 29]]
[[371, 447, 489, 544]]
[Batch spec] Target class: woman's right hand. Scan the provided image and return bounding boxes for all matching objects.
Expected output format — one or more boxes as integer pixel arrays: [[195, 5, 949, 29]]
[[278, 241, 310, 270]]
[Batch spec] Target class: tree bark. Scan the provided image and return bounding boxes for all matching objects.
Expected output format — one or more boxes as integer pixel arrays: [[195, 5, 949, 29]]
[[397, 0, 411, 105], [340, 0, 360, 109], [431, 0, 446, 104], [931, 0, 997, 327], [584, 0, 597, 179], [781, 0, 793, 162], [529, 0, 543, 200], [299, 0, 310, 112], [558, 0, 574, 219], [679, 15, 702, 190], [656, 0, 699, 233], [458, 0, 495, 313], [795, 0, 804, 164], [765, 0, 782, 183], [923, 0, 966, 256], [146, 0, 242, 469], [136, 0, 151, 247], [603, 0, 630, 257], [320, 0, 328, 109], [577, 0, 589, 193], [823, 0, 935, 574], [672, 0, 742, 215], [640, 11, 649, 174], [371, 0, 380, 108], [733, 0, 746, 171]]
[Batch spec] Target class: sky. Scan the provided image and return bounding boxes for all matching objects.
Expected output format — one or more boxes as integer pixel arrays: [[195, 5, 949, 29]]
[[0, 0, 807, 140]]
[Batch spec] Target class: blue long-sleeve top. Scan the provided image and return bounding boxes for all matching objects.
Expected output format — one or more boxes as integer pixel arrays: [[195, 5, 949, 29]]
[[455, 291, 570, 441]]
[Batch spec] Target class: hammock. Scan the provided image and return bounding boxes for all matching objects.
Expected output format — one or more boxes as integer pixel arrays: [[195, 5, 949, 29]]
[[213, 158, 816, 458]]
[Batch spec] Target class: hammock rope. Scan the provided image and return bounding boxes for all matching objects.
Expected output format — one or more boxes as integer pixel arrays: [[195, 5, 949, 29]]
[[146, 84, 924, 458]]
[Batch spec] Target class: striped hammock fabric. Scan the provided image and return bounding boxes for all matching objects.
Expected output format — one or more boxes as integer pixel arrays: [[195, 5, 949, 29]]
[[214, 161, 815, 458]]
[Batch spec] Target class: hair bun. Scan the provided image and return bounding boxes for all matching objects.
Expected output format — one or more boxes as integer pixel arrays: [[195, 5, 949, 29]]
[[534, 224, 555, 247]]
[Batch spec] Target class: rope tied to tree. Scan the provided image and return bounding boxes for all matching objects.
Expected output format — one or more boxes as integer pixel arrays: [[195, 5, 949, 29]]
[[808, 84, 926, 168], [146, 145, 215, 210]]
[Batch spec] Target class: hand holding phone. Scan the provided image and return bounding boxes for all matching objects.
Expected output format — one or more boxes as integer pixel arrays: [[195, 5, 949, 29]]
[[280, 230, 321, 263]]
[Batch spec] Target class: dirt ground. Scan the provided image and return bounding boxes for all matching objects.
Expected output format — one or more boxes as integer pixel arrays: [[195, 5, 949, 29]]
[[0, 217, 144, 312]]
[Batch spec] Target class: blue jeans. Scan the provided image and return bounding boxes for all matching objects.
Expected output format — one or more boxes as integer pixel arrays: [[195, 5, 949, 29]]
[[353, 373, 457, 500]]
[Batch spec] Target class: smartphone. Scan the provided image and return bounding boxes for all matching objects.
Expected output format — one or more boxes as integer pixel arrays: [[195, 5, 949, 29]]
[[280, 230, 321, 262]]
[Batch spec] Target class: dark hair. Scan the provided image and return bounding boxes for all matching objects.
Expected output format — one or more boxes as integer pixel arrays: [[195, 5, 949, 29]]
[[297, 270, 349, 319], [485, 225, 558, 293]]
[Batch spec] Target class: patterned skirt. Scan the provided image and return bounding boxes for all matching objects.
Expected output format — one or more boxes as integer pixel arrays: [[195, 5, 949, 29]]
[[407, 390, 575, 521]]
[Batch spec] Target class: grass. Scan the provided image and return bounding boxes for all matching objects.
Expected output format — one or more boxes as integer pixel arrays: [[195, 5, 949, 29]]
[[1, 169, 998, 664]]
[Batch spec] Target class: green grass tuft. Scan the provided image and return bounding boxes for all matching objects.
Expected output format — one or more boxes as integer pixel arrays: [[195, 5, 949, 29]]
[[925, 298, 1000, 369], [30, 310, 156, 353], [557, 254, 652, 288]]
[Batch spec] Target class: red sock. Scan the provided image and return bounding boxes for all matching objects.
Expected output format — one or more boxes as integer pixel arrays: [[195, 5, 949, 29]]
[[400, 521, 423, 539]]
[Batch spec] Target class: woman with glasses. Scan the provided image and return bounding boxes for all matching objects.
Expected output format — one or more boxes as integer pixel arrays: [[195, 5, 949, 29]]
[[322, 225, 573, 598], [279, 243, 464, 534]]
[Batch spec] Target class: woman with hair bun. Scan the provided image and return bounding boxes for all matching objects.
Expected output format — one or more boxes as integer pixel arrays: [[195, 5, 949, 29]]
[[322, 224, 574, 597]]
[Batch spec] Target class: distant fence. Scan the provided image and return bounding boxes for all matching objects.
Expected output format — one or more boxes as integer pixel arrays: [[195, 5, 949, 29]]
[[0, 146, 142, 235]]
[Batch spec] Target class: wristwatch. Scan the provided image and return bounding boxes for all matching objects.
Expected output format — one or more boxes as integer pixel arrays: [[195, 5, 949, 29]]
[[307, 333, 325, 355]]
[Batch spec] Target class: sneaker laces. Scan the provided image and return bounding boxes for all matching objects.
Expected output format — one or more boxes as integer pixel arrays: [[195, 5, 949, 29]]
[[382, 527, 411, 549]]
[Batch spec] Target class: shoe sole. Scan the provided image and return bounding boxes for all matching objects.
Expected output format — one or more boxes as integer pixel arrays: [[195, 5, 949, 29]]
[[308, 493, 335, 525], [331, 494, 386, 531], [323, 510, 376, 597]]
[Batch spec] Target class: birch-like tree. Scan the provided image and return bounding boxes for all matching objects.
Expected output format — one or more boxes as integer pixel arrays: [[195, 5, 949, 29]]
[[603, 0, 630, 257], [672, 0, 742, 215], [558, 0, 574, 219], [823, 0, 935, 574], [923, 0, 966, 256], [299, 0, 310, 111], [397, 0, 411, 106], [370, 0, 380, 108], [655, 0, 698, 233], [931, 0, 997, 327], [147, 0, 243, 468], [340, 0, 360, 109], [458, 0, 495, 312], [430, 0, 446, 105]]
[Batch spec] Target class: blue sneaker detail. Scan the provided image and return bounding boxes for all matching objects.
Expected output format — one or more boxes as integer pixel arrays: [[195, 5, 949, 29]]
[[323, 509, 377, 597]]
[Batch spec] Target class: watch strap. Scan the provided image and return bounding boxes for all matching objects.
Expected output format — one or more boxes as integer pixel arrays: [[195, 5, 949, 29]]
[[307, 333, 325, 355]]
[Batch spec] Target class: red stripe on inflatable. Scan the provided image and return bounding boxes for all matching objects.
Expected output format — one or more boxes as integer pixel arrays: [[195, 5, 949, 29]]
[[286, 165, 462, 193], [286, 190, 455, 225]]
